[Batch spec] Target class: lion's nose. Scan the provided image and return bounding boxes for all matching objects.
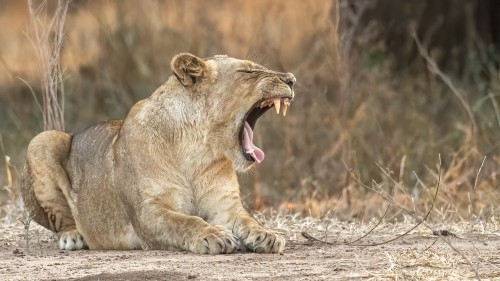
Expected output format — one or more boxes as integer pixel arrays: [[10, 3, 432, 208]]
[[281, 73, 296, 88]]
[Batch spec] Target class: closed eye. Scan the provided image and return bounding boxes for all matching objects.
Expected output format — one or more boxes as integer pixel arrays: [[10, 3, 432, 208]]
[[237, 68, 276, 75], [236, 68, 260, 73]]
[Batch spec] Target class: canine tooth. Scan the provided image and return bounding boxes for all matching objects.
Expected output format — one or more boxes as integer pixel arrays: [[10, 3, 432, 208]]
[[273, 99, 281, 114], [282, 103, 288, 116]]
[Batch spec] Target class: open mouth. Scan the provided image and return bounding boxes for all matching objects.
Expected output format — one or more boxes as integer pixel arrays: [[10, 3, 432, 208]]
[[240, 97, 292, 163]]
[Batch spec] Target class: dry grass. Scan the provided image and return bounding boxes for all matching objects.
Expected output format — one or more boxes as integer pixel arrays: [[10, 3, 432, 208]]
[[255, 211, 500, 280], [0, 0, 499, 226]]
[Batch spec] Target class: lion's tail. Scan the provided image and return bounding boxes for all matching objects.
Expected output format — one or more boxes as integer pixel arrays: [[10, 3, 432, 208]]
[[20, 162, 52, 230]]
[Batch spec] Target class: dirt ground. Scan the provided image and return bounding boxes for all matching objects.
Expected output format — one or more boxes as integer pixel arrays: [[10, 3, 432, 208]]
[[1, 217, 499, 281]]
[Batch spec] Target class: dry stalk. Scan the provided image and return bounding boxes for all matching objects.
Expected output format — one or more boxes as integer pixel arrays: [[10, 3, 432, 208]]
[[5, 156, 12, 189], [472, 156, 486, 193], [411, 28, 477, 137], [27, 0, 70, 131], [487, 91, 500, 128], [17, 77, 43, 114], [2, 156, 15, 201], [343, 161, 417, 218], [19, 212, 35, 255], [375, 162, 406, 195]]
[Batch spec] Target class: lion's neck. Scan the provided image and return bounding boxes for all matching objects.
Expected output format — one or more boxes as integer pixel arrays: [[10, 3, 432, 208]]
[[129, 92, 222, 165]]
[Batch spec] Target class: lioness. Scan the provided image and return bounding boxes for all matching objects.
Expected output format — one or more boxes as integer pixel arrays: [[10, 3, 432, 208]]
[[21, 53, 295, 254]]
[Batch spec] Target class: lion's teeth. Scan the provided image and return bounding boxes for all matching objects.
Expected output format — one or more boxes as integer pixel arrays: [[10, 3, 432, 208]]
[[282, 103, 288, 116], [274, 99, 280, 114]]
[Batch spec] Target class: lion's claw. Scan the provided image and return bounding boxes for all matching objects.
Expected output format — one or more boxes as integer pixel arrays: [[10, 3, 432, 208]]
[[241, 228, 285, 253], [190, 225, 238, 254], [59, 229, 87, 251]]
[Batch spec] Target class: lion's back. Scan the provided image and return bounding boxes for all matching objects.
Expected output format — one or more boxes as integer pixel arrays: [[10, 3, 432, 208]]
[[66, 120, 123, 192]]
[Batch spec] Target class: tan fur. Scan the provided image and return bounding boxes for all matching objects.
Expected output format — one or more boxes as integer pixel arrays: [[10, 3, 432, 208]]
[[21, 53, 295, 254]]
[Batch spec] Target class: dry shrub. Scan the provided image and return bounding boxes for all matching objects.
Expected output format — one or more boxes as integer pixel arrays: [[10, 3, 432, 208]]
[[26, 0, 69, 131]]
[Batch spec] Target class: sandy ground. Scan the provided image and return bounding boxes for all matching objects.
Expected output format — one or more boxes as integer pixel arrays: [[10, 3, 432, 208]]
[[1, 217, 499, 281]]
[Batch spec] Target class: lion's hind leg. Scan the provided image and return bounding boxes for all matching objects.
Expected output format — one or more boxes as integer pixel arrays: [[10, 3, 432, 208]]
[[22, 130, 87, 250]]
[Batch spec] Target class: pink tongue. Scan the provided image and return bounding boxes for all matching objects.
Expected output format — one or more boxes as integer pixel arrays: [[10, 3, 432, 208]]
[[242, 122, 265, 163]]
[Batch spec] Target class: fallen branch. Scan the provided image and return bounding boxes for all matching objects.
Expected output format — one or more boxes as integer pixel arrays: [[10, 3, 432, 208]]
[[438, 236, 481, 280], [301, 203, 391, 246], [346, 203, 390, 245]]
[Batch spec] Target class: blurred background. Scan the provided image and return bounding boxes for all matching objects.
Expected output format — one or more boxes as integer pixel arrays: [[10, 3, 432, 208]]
[[1, 0, 499, 222]]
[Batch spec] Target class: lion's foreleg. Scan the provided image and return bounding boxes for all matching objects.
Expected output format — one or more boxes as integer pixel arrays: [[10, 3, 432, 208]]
[[137, 205, 238, 254], [199, 185, 286, 254]]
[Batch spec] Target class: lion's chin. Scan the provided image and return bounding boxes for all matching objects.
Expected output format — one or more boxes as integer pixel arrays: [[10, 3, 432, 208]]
[[228, 151, 256, 172]]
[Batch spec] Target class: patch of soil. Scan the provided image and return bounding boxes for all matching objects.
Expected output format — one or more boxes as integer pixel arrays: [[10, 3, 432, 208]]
[[1, 220, 499, 280]]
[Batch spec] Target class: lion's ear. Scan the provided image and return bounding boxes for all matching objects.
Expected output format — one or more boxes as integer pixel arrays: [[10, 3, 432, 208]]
[[171, 53, 209, 86]]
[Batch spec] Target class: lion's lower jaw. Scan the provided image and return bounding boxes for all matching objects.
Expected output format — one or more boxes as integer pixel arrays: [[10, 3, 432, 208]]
[[226, 152, 255, 172], [232, 161, 255, 172]]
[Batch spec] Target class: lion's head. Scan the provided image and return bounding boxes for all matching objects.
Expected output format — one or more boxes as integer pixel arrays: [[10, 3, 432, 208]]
[[169, 53, 296, 171]]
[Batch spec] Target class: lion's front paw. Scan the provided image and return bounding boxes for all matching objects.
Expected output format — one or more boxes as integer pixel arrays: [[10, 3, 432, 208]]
[[59, 229, 87, 251], [241, 228, 285, 253], [189, 225, 239, 255]]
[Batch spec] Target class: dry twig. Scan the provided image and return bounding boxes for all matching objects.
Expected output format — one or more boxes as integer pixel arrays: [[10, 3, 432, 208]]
[[302, 156, 442, 247], [19, 212, 35, 255], [346, 203, 390, 245], [301, 172, 438, 247]]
